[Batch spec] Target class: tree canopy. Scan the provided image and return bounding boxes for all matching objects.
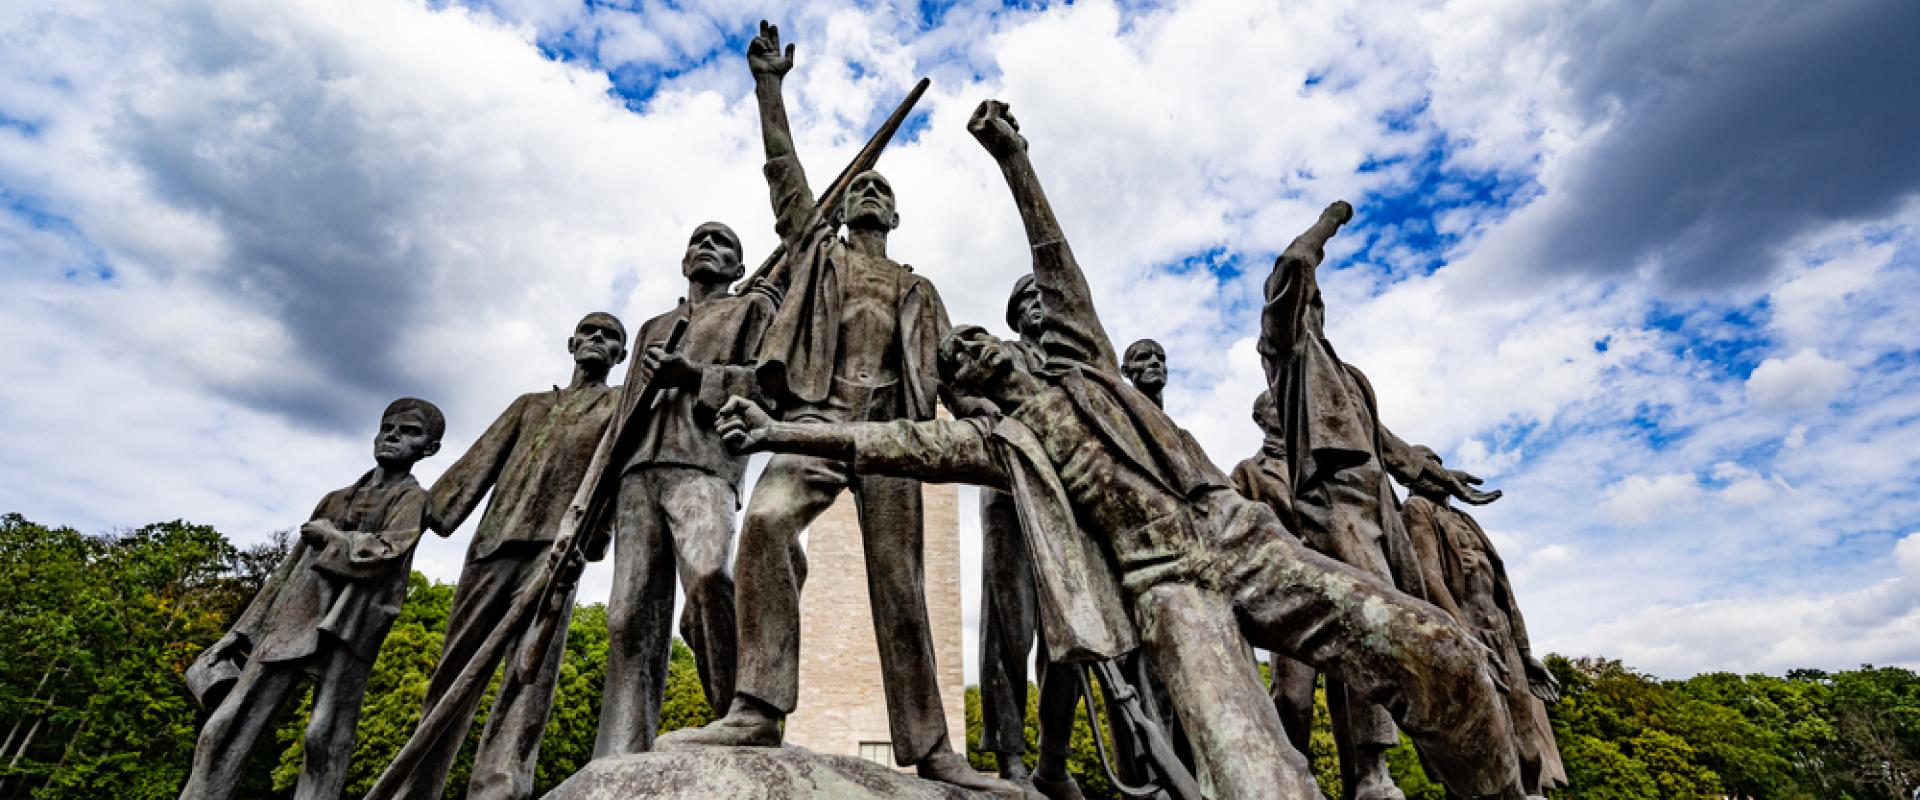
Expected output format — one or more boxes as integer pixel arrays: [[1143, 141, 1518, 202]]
[[0, 513, 1914, 799]]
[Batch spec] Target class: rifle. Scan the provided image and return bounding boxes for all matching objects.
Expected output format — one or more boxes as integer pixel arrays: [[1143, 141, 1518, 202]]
[[1080, 659, 1202, 800], [734, 76, 931, 293], [515, 317, 691, 678], [363, 318, 687, 800]]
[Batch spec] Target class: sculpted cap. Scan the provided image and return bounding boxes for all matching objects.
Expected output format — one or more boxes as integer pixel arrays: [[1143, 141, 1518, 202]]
[[1004, 274, 1037, 333]]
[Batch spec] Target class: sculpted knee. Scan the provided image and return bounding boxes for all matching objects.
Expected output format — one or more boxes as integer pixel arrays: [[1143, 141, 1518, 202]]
[[686, 565, 735, 604]]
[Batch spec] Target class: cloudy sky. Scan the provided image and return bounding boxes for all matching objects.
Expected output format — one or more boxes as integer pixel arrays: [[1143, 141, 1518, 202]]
[[3, 0, 1917, 681]]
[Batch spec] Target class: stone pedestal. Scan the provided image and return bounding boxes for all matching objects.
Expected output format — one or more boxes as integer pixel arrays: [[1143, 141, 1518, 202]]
[[542, 748, 997, 800]]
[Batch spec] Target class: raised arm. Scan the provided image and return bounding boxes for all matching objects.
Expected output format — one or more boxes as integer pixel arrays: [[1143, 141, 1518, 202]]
[[1257, 201, 1352, 386], [968, 100, 1118, 372], [749, 21, 816, 244]]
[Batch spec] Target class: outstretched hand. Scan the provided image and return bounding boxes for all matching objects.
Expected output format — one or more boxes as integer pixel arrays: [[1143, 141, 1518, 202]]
[[1525, 655, 1561, 704], [747, 20, 795, 79], [968, 99, 1027, 159], [1322, 200, 1354, 227], [1445, 468, 1502, 505], [717, 396, 775, 453]]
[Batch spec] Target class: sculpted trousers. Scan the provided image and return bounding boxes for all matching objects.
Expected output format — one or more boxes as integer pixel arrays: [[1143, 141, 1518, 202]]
[[733, 451, 948, 764], [1292, 462, 1410, 793], [179, 645, 371, 800], [980, 487, 1083, 766], [1269, 652, 1318, 763], [1162, 495, 1520, 799], [598, 466, 739, 756], [389, 544, 576, 800]]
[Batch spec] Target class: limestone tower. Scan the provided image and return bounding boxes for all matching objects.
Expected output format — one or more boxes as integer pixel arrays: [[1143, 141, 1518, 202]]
[[783, 477, 966, 765]]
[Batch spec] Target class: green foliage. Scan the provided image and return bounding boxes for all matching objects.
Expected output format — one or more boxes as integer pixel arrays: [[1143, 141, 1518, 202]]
[[0, 515, 276, 800], [6, 513, 1920, 800]]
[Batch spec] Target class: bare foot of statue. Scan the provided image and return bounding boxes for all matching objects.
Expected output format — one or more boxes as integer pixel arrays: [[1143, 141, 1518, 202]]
[[916, 747, 1023, 798], [657, 696, 782, 749]]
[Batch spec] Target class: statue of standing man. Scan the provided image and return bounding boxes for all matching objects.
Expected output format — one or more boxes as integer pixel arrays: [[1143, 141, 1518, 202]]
[[595, 221, 775, 756], [1257, 201, 1497, 800], [665, 21, 1010, 796]]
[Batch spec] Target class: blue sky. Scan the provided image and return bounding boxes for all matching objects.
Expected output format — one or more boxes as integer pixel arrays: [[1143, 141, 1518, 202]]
[[2, 0, 1917, 680]]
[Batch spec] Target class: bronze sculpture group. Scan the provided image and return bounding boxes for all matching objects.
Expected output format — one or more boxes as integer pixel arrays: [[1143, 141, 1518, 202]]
[[178, 19, 1567, 800]]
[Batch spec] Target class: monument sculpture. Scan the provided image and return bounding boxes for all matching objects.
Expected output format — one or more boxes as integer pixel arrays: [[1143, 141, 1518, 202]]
[[1121, 338, 1169, 408], [662, 21, 1005, 796], [174, 19, 1571, 799], [1227, 389, 1320, 764], [594, 221, 774, 757], [1403, 447, 1568, 796], [1257, 200, 1502, 800], [382, 313, 627, 800], [701, 98, 1524, 799], [974, 275, 1089, 799], [179, 398, 442, 800]]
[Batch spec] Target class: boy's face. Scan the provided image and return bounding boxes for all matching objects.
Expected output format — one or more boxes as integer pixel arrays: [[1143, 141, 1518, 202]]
[[374, 409, 440, 466]]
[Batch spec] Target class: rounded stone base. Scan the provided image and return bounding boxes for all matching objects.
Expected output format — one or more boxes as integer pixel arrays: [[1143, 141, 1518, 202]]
[[542, 747, 1003, 800]]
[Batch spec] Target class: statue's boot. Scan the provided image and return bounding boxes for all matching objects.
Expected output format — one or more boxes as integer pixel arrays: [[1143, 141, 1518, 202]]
[[1351, 760, 1407, 800], [999, 756, 1031, 781], [656, 697, 782, 749], [1030, 771, 1086, 800], [916, 748, 1024, 798]]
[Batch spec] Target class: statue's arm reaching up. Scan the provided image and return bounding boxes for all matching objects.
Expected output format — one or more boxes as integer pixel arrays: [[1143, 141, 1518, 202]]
[[749, 20, 815, 248], [1257, 201, 1352, 387], [968, 100, 1119, 373]]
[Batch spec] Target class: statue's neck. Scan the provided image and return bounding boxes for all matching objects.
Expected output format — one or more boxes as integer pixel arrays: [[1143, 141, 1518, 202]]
[[686, 278, 727, 304], [846, 226, 889, 259], [569, 364, 609, 390]]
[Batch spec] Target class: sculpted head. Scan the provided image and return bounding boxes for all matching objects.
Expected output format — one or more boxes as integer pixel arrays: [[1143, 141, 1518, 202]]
[[1252, 389, 1282, 436], [568, 311, 629, 372], [1005, 274, 1043, 340], [1121, 338, 1167, 396], [376, 397, 444, 469], [840, 169, 899, 231], [683, 221, 744, 284], [939, 325, 1026, 407]]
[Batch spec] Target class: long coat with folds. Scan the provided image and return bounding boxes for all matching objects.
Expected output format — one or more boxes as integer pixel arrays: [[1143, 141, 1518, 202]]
[[751, 152, 948, 423], [224, 470, 429, 665]]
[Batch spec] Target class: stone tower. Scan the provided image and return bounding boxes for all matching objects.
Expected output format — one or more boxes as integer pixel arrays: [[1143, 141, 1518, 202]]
[[783, 478, 966, 765]]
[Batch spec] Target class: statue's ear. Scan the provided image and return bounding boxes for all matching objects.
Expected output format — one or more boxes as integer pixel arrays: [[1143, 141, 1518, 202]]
[[423, 440, 441, 459]]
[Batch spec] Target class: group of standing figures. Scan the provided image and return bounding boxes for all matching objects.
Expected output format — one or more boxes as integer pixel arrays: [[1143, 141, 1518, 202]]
[[178, 20, 1566, 800]]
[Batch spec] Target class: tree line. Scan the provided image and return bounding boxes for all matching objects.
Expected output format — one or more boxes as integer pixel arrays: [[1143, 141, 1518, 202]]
[[0, 514, 1914, 799]]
